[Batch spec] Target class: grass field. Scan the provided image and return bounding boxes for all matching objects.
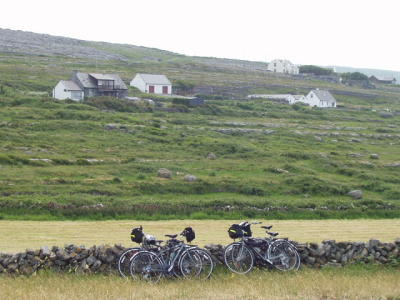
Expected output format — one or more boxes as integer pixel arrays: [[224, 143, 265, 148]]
[[0, 267, 399, 300], [1, 219, 399, 253]]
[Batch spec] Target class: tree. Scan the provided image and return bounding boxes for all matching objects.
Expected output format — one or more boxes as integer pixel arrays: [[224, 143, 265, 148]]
[[341, 72, 369, 81], [299, 65, 333, 76]]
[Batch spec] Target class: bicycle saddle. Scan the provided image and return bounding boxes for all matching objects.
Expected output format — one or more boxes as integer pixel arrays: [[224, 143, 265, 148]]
[[261, 225, 273, 230], [267, 232, 279, 237], [165, 234, 178, 239]]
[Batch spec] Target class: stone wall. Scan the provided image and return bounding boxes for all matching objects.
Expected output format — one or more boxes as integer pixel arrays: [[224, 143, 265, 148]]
[[1, 239, 399, 276]]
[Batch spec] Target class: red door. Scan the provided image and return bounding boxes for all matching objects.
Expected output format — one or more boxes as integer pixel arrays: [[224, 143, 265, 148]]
[[149, 85, 155, 93], [162, 86, 168, 94]]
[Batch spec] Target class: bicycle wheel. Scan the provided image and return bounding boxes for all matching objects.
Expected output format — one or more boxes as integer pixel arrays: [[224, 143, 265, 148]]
[[267, 240, 300, 271], [129, 251, 163, 282], [117, 248, 140, 277], [180, 248, 214, 280], [224, 243, 254, 274]]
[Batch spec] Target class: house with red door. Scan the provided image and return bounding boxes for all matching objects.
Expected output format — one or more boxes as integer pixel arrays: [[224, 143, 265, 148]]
[[130, 73, 172, 95]]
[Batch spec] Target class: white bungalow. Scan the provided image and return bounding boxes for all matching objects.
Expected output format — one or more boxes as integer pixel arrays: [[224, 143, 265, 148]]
[[130, 74, 172, 95], [52, 80, 84, 101], [304, 89, 337, 108], [267, 59, 299, 75]]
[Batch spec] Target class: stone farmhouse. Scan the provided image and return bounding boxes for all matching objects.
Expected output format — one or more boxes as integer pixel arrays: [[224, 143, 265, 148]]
[[53, 71, 128, 101], [130, 74, 172, 95], [267, 59, 299, 75]]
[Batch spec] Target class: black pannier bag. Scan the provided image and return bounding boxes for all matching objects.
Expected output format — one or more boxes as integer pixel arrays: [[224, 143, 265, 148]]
[[228, 224, 243, 239], [131, 226, 144, 243], [181, 227, 196, 243], [240, 221, 252, 237]]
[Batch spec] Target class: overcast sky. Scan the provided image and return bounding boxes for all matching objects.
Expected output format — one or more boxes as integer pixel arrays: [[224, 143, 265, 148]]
[[1, 0, 399, 71]]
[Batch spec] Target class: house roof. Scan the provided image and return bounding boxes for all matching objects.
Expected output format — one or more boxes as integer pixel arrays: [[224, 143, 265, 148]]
[[60, 80, 82, 91], [74, 72, 127, 90], [89, 73, 115, 81], [137, 74, 171, 85], [370, 75, 396, 82], [310, 90, 336, 103]]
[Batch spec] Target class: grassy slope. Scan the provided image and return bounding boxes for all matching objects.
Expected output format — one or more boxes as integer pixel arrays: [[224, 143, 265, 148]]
[[0, 32, 400, 220]]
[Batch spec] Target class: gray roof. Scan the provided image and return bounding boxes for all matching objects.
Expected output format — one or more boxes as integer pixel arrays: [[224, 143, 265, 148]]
[[60, 80, 82, 91], [89, 73, 115, 81], [138, 74, 171, 85], [370, 75, 396, 82], [75, 72, 127, 90], [310, 90, 336, 103]]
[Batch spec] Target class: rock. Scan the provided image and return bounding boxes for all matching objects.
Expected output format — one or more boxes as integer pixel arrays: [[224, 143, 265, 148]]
[[275, 168, 289, 174], [384, 162, 400, 167], [379, 112, 393, 118], [369, 239, 380, 248], [86, 255, 97, 266], [40, 246, 51, 258], [104, 124, 118, 130], [348, 153, 362, 158], [394, 238, 400, 246], [314, 136, 323, 141], [348, 190, 362, 199], [157, 168, 172, 179], [7, 263, 18, 273], [370, 154, 379, 159], [207, 153, 217, 160], [184, 174, 197, 182]]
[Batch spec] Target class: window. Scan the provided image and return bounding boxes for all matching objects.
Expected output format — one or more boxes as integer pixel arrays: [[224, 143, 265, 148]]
[[71, 91, 82, 101]]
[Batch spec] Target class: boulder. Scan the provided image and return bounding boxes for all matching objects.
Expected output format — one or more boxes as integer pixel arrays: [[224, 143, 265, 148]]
[[370, 154, 379, 159], [348, 190, 362, 199], [207, 153, 217, 160], [184, 174, 197, 182], [157, 168, 172, 179], [104, 124, 118, 130], [379, 112, 393, 118]]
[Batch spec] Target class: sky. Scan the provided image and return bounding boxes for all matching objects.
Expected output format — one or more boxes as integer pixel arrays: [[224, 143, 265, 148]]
[[1, 0, 399, 71]]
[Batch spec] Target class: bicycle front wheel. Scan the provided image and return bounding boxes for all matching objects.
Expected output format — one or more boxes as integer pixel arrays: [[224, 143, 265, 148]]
[[224, 243, 254, 274], [129, 251, 163, 282]]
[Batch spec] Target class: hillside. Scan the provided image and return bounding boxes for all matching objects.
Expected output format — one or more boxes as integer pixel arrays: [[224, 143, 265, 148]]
[[0, 28, 400, 220]]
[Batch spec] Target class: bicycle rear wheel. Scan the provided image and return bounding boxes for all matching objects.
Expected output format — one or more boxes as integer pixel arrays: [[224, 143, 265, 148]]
[[117, 248, 140, 277], [129, 251, 163, 282], [267, 241, 300, 271], [180, 248, 214, 280], [224, 243, 254, 274]]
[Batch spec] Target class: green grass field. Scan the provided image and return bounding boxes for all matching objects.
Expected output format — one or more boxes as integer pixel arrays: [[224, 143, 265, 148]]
[[1, 33, 400, 220], [0, 96, 399, 220]]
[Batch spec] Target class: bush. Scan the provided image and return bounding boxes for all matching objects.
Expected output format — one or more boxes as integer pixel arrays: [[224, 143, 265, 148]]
[[299, 65, 333, 76]]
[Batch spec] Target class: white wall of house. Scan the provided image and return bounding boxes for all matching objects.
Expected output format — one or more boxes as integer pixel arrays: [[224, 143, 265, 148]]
[[130, 75, 146, 92], [130, 75, 172, 95], [52, 81, 83, 101]]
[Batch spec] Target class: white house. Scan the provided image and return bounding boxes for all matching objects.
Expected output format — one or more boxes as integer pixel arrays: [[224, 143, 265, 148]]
[[304, 89, 337, 108], [52, 80, 84, 101], [267, 59, 299, 75], [130, 74, 172, 95]]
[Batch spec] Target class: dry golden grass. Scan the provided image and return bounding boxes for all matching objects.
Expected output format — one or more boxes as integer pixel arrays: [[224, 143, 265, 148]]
[[0, 268, 399, 300], [1, 219, 399, 253]]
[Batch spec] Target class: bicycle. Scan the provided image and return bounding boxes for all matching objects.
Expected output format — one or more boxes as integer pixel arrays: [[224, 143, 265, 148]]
[[129, 227, 214, 282], [117, 226, 163, 277], [224, 221, 300, 274]]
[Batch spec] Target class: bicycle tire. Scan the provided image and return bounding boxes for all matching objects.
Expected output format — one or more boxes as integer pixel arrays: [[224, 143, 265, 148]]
[[224, 242, 254, 274]]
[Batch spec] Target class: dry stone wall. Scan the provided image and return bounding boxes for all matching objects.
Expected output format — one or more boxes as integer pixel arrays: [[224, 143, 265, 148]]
[[1, 239, 399, 276]]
